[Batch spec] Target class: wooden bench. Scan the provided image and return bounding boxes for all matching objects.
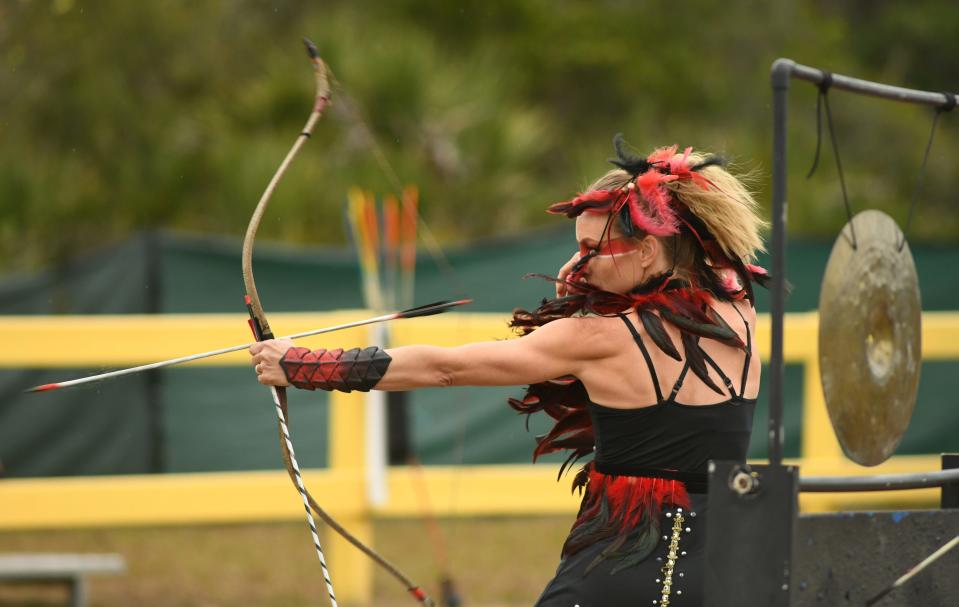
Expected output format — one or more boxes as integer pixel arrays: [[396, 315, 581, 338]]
[[0, 553, 125, 607]]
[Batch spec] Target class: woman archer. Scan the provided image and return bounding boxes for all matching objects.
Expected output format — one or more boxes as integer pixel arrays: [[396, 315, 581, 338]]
[[250, 135, 767, 606]]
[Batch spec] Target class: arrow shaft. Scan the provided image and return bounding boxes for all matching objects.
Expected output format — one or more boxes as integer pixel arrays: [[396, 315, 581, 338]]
[[866, 533, 959, 606], [27, 300, 469, 393]]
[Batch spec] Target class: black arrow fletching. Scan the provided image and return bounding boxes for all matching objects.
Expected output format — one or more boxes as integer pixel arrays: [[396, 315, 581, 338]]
[[397, 299, 473, 319]]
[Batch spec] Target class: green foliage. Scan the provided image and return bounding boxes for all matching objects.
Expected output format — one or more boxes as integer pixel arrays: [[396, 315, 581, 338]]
[[1, 0, 956, 271]]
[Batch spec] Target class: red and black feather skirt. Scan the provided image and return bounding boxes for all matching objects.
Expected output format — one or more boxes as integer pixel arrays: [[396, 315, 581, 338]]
[[565, 463, 690, 573], [508, 377, 690, 572]]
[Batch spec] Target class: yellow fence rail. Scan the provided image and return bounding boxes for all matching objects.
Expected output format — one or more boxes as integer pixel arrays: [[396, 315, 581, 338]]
[[3, 310, 959, 603]]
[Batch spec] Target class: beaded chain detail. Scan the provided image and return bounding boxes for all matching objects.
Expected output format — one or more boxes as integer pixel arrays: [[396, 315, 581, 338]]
[[658, 509, 685, 606]]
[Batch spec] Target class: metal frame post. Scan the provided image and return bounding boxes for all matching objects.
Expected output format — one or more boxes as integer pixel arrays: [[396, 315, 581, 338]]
[[768, 59, 795, 466]]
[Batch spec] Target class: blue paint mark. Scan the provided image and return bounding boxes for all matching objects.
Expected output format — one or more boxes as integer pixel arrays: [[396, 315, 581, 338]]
[[891, 511, 909, 523]]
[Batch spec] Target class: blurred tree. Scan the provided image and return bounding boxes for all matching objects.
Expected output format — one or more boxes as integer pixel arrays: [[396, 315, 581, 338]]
[[0, 0, 955, 272]]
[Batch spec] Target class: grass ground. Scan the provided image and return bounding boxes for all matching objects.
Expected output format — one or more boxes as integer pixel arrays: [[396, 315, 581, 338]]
[[0, 516, 572, 607]]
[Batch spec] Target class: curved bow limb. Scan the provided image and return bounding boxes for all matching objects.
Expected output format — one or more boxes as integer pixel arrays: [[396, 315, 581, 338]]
[[241, 39, 435, 607]]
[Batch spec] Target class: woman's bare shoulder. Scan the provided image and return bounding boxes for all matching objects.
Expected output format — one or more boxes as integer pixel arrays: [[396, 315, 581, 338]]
[[530, 314, 630, 359], [711, 298, 757, 342], [713, 297, 756, 319]]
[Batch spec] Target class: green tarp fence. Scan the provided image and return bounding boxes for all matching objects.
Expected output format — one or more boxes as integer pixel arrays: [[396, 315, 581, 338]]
[[1, 230, 957, 477]]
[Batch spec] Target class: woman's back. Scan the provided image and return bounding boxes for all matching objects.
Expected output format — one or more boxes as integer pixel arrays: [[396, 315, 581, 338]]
[[534, 300, 760, 607], [577, 298, 760, 411], [564, 297, 760, 484]]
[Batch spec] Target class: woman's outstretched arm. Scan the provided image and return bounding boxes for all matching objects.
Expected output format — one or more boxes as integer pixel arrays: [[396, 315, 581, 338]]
[[250, 316, 614, 391]]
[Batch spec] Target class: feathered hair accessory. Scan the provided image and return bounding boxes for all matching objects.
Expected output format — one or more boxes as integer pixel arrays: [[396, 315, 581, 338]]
[[547, 134, 768, 301], [548, 134, 724, 239]]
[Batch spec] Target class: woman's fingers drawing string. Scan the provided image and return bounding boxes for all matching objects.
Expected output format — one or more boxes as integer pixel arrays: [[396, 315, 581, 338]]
[[556, 251, 581, 297]]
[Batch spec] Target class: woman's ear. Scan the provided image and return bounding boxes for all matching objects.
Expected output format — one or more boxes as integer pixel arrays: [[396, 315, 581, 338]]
[[638, 235, 661, 268]]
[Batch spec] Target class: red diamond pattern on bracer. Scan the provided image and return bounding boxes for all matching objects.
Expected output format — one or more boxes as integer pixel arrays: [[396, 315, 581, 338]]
[[280, 346, 392, 393], [310, 348, 346, 390]]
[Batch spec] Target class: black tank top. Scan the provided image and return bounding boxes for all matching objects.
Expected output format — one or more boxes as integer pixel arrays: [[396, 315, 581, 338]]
[[589, 309, 756, 491]]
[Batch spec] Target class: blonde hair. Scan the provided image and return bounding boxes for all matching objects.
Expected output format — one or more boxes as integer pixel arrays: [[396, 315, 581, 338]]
[[588, 150, 767, 264]]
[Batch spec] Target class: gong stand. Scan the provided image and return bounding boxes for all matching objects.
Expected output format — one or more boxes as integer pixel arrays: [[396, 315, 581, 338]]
[[704, 60, 958, 607]]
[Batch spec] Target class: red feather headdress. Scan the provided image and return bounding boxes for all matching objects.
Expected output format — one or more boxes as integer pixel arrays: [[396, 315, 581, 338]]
[[547, 144, 717, 238]]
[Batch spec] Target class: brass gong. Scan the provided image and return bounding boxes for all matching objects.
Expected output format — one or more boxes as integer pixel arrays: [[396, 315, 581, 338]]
[[818, 210, 922, 466]]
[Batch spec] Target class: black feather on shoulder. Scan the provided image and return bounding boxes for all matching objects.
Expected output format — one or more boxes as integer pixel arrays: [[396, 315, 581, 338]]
[[681, 332, 725, 396], [639, 310, 682, 361]]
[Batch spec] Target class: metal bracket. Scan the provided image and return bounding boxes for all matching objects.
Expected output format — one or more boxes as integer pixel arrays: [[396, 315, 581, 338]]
[[704, 461, 798, 607]]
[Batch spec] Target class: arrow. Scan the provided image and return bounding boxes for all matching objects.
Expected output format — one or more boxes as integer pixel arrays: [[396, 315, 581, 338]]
[[25, 299, 472, 393], [865, 533, 959, 606]]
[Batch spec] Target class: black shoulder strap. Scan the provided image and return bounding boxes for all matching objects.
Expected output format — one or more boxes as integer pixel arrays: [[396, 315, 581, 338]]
[[667, 361, 691, 402], [699, 349, 737, 397], [731, 304, 753, 397], [617, 313, 664, 404]]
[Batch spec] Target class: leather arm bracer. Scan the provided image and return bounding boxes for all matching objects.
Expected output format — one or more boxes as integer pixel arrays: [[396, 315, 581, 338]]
[[280, 346, 392, 392]]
